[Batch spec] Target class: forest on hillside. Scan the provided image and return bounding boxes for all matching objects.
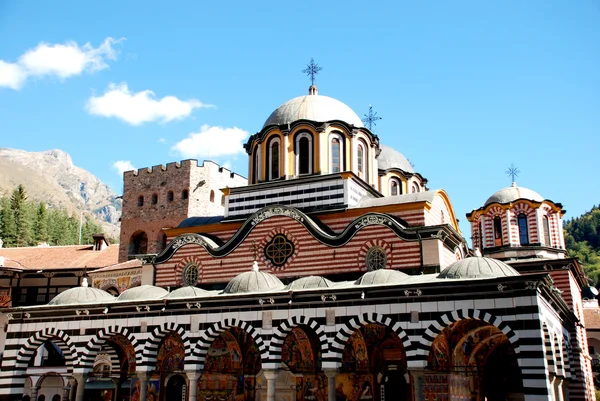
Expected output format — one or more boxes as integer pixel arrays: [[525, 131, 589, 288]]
[[564, 205, 600, 284], [0, 184, 112, 247]]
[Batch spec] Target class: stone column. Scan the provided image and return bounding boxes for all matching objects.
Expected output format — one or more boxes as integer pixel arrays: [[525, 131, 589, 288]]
[[262, 370, 278, 401], [68, 378, 77, 401], [138, 372, 149, 401], [74, 373, 86, 401], [63, 384, 71, 401], [30, 386, 39, 401], [323, 369, 337, 401], [187, 372, 200, 401]]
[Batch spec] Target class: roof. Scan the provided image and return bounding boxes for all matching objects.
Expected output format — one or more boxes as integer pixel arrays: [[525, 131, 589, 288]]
[[90, 258, 142, 274], [48, 285, 115, 306], [177, 216, 225, 228], [116, 285, 168, 302], [485, 183, 544, 206], [354, 190, 436, 209], [584, 308, 600, 330], [355, 269, 411, 285], [287, 276, 334, 290], [438, 257, 520, 279], [378, 144, 414, 173], [223, 263, 284, 294], [263, 90, 363, 129], [0, 244, 119, 271], [165, 286, 213, 299]]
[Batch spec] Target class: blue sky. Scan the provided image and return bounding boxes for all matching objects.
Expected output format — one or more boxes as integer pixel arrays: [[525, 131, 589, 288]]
[[0, 1, 598, 239]]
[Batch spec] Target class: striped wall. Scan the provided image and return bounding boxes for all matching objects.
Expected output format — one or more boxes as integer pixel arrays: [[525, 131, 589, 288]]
[[0, 291, 568, 401]]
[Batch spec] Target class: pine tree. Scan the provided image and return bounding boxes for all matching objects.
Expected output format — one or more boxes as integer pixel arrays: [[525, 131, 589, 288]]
[[10, 185, 32, 246], [35, 202, 49, 245], [0, 197, 16, 246]]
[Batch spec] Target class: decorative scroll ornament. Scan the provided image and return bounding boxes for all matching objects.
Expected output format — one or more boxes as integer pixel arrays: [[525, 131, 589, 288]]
[[6, 313, 13, 320], [354, 215, 394, 230], [525, 281, 539, 290], [172, 235, 206, 251], [404, 289, 422, 297], [497, 284, 507, 292], [251, 207, 304, 226]]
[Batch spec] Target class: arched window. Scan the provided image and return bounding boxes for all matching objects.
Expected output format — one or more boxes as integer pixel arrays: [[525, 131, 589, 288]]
[[151, 193, 158, 205], [295, 133, 312, 175], [390, 179, 399, 196], [329, 133, 344, 173], [181, 189, 189, 200], [268, 137, 281, 180], [357, 143, 365, 179], [137, 195, 144, 207], [493, 217, 503, 246], [210, 190, 215, 203], [221, 195, 225, 206], [411, 183, 420, 193], [518, 213, 529, 245], [129, 231, 148, 255], [543, 215, 552, 246], [167, 191, 174, 202]]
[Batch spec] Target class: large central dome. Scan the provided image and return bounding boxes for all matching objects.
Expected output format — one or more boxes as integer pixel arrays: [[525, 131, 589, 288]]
[[263, 87, 363, 129]]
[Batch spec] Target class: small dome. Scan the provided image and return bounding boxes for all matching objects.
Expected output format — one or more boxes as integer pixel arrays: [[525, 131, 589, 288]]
[[377, 144, 414, 173], [49, 286, 115, 306], [116, 285, 168, 302], [287, 276, 334, 290], [224, 265, 284, 294], [355, 269, 410, 286], [485, 183, 544, 206], [165, 286, 211, 299], [438, 257, 519, 279], [263, 91, 363, 129]]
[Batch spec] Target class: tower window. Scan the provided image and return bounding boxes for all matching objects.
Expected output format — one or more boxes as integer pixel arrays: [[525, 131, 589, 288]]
[[181, 189, 189, 200], [297, 136, 311, 175], [543, 215, 552, 246], [221, 195, 225, 206], [357, 143, 365, 178], [269, 138, 280, 180], [493, 216, 503, 246], [151, 193, 158, 205], [137, 195, 144, 207], [167, 191, 174, 202], [390, 179, 399, 196], [210, 190, 215, 203], [331, 138, 341, 173], [411, 183, 420, 193], [518, 213, 529, 245]]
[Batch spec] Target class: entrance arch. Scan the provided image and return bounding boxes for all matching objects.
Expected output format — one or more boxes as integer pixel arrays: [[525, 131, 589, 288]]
[[165, 374, 187, 401]]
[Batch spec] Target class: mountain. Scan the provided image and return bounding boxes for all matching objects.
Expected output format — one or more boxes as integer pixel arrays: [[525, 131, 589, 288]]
[[0, 148, 121, 238], [564, 205, 600, 284]]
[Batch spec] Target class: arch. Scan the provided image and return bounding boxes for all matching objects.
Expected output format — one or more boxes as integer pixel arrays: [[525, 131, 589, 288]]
[[267, 136, 281, 181], [16, 328, 79, 375], [192, 318, 267, 370], [356, 140, 368, 180], [417, 309, 519, 359], [129, 230, 148, 255], [81, 325, 141, 371], [329, 132, 344, 173], [389, 178, 401, 196], [268, 316, 329, 367], [35, 373, 65, 389], [295, 131, 313, 176], [330, 313, 411, 368], [141, 322, 192, 369]]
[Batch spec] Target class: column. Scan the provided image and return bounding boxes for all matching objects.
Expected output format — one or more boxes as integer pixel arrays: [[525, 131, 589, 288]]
[[74, 373, 86, 401], [68, 378, 77, 401], [63, 384, 71, 401], [186, 372, 200, 401], [30, 387, 39, 401], [138, 371, 149, 401], [323, 369, 337, 401], [262, 370, 278, 401]]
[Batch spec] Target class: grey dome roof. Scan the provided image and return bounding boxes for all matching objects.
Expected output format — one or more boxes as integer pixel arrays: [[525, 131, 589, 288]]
[[355, 269, 411, 286], [49, 286, 115, 306], [263, 92, 363, 129], [287, 276, 334, 290], [224, 265, 284, 294], [378, 144, 414, 173], [485, 183, 543, 206], [165, 286, 210, 299], [116, 285, 168, 302], [438, 257, 519, 279]]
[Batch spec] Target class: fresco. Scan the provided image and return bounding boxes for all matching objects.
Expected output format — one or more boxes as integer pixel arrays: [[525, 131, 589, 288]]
[[108, 334, 136, 373], [297, 374, 328, 401], [130, 377, 160, 401], [335, 374, 374, 401], [342, 324, 405, 373], [156, 333, 185, 372], [282, 327, 316, 373], [198, 374, 245, 401], [206, 331, 243, 374]]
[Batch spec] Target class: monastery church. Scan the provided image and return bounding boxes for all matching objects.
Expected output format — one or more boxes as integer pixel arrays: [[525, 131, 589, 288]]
[[0, 81, 594, 401]]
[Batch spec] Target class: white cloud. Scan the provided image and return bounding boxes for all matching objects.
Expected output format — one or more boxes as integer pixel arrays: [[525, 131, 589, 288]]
[[172, 125, 249, 159], [157, 138, 167, 144], [86, 83, 212, 125], [113, 160, 136, 175], [0, 37, 123, 90]]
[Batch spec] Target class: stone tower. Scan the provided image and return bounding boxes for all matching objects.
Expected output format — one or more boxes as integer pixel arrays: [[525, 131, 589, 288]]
[[118, 160, 246, 262]]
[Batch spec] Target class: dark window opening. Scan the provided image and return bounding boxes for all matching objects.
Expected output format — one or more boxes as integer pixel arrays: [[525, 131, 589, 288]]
[[494, 217, 503, 246], [181, 189, 189, 200], [137, 195, 144, 207], [331, 138, 341, 173], [518, 213, 529, 245], [210, 190, 215, 203], [391, 180, 398, 196], [271, 141, 280, 179], [129, 231, 148, 255], [543, 216, 552, 246], [167, 191, 174, 202], [298, 137, 310, 175], [151, 193, 158, 205]]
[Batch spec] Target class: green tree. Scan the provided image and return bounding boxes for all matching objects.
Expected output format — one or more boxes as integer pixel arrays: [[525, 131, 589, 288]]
[[0, 197, 16, 246], [10, 185, 32, 246], [35, 202, 49, 244]]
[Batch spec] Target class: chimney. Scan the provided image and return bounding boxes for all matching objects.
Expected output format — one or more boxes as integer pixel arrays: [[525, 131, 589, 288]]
[[92, 234, 109, 251]]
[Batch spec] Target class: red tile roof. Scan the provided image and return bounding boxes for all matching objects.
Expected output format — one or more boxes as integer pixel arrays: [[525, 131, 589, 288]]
[[0, 244, 119, 271], [584, 308, 600, 330], [90, 258, 142, 273]]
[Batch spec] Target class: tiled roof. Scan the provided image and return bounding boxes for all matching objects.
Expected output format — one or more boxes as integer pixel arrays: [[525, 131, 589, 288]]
[[0, 244, 119, 271], [584, 308, 600, 330], [90, 258, 142, 274]]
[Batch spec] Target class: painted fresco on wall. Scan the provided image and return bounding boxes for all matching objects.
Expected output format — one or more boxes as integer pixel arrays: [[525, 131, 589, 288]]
[[428, 333, 450, 371], [206, 331, 243, 374], [448, 374, 470, 401], [341, 331, 369, 372], [342, 324, 406, 374], [282, 327, 316, 373], [156, 332, 185, 372], [130, 377, 160, 401], [296, 374, 327, 401], [108, 334, 136, 373], [423, 373, 449, 401], [334, 374, 374, 401], [198, 374, 245, 401]]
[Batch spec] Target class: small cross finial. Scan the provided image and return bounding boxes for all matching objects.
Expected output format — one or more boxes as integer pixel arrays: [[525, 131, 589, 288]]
[[302, 58, 322, 86], [362, 105, 382, 130], [505, 163, 520, 184]]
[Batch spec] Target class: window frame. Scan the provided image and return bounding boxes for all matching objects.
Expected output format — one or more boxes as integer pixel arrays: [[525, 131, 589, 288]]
[[295, 132, 313, 176], [517, 213, 529, 245]]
